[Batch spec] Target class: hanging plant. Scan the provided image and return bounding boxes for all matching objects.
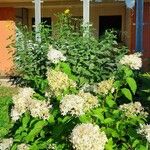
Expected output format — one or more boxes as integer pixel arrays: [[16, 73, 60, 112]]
[[125, 0, 135, 9]]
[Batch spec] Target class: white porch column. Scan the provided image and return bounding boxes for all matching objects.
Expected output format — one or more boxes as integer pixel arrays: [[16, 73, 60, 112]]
[[83, 0, 90, 25], [34, 0, 42, 41], [82, 0, 90, 36]]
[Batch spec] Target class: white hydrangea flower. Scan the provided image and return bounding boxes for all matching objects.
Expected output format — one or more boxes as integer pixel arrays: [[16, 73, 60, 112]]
[[11, 88, 35, 121], [60, 92, 99, 116], [29, 99, 52, 120], [70, 123, 108, 150], [119, 102, 148, 118], [17, 143, 30, 150], [138, 124, 150, 143], [78, 91, 99, 112], [97, 78, 114, 96], [0, 138, 13, 150], [60, 95, 85, 116], [47, 45, 66, 64], [119, 53, 142, 70], [47, 69, 76, 96], [11, 87, 52, 121]]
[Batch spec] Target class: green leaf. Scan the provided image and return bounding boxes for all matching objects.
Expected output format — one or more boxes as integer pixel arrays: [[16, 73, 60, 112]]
[[106, 96, 116, 108], [104, 118, 114, 124], [48, 115, 55, 124], [25, 120, 47, 142], [121, 88, 132, 101], [105, 138, 115, 150], [126, 77, 137, 94], [79, 115, 92, 123], [22, 112, 30, 128]]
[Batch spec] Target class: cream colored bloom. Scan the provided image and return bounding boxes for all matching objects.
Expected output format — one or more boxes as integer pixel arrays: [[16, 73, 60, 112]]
[[97, 78, 114, 96], [11, 87, 52, 121], [70, 123, 108, 150], [119, 53, 142, 70], [119, 102, 148, 118], [138, 124, 150, 142], [78, 91, 99, 112], [60, 92, 99, 116], [11, 88, 35, 121], [0, 138, 13, 150], [60, 95, 85, 116], [47, 69, 76, 96], [29, 99, 52, 120], [17, 143, 30, 150], [47, 45, 66, 64]]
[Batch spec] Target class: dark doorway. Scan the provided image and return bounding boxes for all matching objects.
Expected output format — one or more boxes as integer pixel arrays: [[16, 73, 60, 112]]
[[32, 17, 52, 35], [32, 17, 51, 27], [99, 16, 122, 41]]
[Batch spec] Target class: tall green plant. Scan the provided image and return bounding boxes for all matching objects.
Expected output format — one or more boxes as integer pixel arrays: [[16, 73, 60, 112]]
[[12, 24, 52, 89], [53, 13, 127, 85]]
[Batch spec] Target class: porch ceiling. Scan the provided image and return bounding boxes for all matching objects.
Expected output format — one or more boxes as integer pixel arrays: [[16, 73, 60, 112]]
[[3, 0, 150, 8], [0, 0, 126, 8]]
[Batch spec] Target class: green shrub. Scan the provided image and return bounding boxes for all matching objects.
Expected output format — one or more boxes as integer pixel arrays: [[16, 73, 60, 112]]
[[4, 12, 149, 150], [12, 24, 52, 89], [53, 13, 127, 84]]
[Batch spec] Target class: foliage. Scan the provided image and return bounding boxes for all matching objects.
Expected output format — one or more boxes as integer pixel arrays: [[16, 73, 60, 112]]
[[4, 11, 150, 150], [52, 13, 127, 84], [12, 23, 52, 89], [0, 86, 18, 138]]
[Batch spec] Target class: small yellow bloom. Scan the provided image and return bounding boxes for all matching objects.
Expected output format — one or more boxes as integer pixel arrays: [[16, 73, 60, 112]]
[[64, 9, 70, 14]]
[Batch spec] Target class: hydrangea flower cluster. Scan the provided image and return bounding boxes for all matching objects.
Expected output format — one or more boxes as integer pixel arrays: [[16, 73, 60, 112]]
[[119, 53, 142, 70], [97, 78, 114, 96], [11, 88, 51, 121], [60, 92, 98, 116], [47, 45, 66, 64], [11, 88, 35, 121], [60, 95, 85, 116], [137, 124, 150, 143], [17, 143, 30, 150], [70, 123, 108, 150], [119, 102, 148, 118], [0, 138, 13, 150], [29, 99, 52, 120], [78, 91, 99, 112], [47, 69, 76, 96]]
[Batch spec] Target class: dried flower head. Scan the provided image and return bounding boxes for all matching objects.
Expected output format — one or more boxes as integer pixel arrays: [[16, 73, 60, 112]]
[[70, 123, 108, 150], [137, 124, 150, 143], [47, 69, 76, 96], [97, 78, 114, 96], [119, 53, 142, 70], [47, 45, 66, 64], [119, 102, 148, 118], [0, 138, 13, 150], [17, 143, 30, 150]]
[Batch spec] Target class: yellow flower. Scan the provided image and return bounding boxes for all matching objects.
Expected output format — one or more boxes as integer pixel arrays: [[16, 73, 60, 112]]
[[64, 9, 70, 14]]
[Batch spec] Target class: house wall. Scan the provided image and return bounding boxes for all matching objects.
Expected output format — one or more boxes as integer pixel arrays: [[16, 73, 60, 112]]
[[0, 8, 15, 76], [28, 3, 126, 40]]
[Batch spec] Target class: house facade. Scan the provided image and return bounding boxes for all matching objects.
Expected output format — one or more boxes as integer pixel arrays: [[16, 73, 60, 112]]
[[0, 0, 149, 75]]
